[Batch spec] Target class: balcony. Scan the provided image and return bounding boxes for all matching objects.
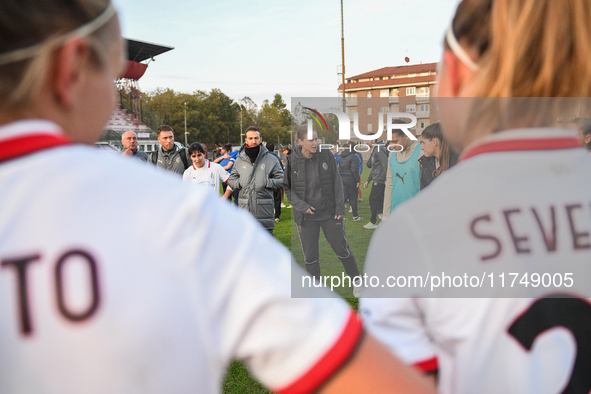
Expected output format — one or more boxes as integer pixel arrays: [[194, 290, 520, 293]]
[[416, 110, 430, 119], [389, 96, 399, 104], [346, 97, 358, 106], [416, 92, 430, 104]]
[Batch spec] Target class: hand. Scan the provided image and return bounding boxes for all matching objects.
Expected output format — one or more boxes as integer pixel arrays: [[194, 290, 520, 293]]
[[364, 181, 369, 188], [223, 153, 231, 159], [306, 207, 315, 215], [335, 215, 343, 220], [122, 149, 133, 156], [356, 183, 360, 188]]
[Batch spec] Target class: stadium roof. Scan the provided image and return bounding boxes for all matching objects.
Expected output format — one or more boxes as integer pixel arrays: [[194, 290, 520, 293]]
[[125, 38, 174, 63]]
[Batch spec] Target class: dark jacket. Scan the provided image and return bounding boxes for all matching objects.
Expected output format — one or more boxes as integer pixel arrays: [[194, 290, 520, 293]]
[[418, 152, 459, 189], [366, 143, 388, 184], [284, 147, 345, 226], [338, 150, 360, 184], [228, 144, 284, 229], [150, 145, 190, 175]]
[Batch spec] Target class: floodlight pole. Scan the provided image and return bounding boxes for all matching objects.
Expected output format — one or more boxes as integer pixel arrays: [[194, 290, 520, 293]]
[[341, 0, 346, 113], [184, 100, 188, 146]]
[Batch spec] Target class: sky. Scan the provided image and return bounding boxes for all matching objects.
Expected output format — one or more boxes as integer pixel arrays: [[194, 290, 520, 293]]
[[114, 0, 460, 109]]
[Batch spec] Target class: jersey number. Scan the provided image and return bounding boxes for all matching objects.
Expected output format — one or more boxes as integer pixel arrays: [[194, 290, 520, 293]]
[[2, 249, 100, 336], [508, 296, 591, 394]]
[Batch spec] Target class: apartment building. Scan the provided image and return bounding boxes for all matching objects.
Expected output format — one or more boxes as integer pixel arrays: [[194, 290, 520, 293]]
[[338, 62, 438, 137]]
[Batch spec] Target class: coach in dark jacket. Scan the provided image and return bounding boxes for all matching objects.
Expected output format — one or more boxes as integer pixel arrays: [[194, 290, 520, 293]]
[[338, 145, 361, 219], [284, 127, 362, 296]]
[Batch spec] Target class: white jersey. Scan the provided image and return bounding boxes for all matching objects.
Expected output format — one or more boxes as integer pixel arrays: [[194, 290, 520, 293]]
[[0, 120, 363, 394], [182, 160, 229, 194], [360, 129, 591, 394]]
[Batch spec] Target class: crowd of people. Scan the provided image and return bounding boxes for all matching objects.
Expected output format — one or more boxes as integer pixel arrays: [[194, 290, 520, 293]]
[[2, 0, 591, 392]]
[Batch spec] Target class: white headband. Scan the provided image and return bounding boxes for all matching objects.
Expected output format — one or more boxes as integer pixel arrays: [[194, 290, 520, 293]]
[[446, 26, 478, 72], [0, 1, 116, 67]]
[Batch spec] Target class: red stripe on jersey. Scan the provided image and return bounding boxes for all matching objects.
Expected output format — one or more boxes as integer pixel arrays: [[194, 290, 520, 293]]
[[460, 137, 580, 162], [413, 357, 438, 373], [0, 133, 71, 162], [276, 311, 363, 394]]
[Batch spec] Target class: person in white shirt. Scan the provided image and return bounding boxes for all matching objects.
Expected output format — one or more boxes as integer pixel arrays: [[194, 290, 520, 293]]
[[0, 0, 436, 393], [361, 0, 591, 393], [183, 142, 232, 199]]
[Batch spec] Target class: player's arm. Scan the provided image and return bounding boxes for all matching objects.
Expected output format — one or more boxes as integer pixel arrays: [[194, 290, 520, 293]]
[[318, 333, 436, 394]]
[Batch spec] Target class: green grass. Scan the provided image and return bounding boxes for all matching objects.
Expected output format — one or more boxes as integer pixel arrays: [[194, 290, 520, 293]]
[[222, 167, 374, 393]]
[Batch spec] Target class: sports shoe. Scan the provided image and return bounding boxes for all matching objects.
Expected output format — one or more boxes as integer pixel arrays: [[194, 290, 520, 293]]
[[352, 216, 363, 221], [363, 222, 378, 229], [353, 279, 363, 298], [280, 203, 286, 208], [378, 213, 383, 220], [359, 198, 363, 203], [275, 218, 280, 222], [349, 206, 352, 213]]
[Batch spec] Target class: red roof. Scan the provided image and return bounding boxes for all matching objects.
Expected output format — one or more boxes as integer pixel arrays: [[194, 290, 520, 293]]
[[347, 63, 438, 81], [339, 74, 436, 91]]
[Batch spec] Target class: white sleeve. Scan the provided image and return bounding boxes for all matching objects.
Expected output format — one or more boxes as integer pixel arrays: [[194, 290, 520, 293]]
[[195, 194, 363, 392], [359, 209, 438, 373]]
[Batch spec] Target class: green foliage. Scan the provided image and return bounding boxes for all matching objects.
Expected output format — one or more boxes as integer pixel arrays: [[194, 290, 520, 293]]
[[144, 89, 293, 147]]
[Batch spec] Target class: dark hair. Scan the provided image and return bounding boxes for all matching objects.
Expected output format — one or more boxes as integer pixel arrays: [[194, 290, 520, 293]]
[[421, 122, 453, 179], [188, 142, 206, 156], [390, 119, 412, 137], [245, 126, 260, 134], [157, 125, 173, 136], [281, 145, 292, 155], [266, 142, 275, 152], [572, 118, 591, 136], [222, 143, 232, 152]]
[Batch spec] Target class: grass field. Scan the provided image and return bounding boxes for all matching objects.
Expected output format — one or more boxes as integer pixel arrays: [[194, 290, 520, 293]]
[[221, 166, 374, 393]]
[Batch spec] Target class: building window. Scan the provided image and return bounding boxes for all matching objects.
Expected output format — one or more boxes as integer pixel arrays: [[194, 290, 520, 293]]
[[420, 104, 429, 111], [391, 88, 399, 97], [380, 89, 389, 97], [367, 107, 372, 115], [406, 104, 416, 112], [367, 91, 372, 98], [139, 145, 145, 151], [406, 87, 416, 96], [348, 108, 357, 116], [380, 107, 389, 113], [418, 87, 429, 96], [367, 124, 373, 132]]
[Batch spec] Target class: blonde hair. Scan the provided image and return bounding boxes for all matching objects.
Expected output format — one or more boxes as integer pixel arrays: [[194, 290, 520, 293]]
[[452, 0, 591, 97], [0, 0, 118, 106]]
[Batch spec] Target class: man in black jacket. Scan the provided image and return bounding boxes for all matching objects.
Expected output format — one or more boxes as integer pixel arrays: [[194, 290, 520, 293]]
[[363, 140, 388, 229], [338, 142, 362, 221], [284, 128, 362, 298]]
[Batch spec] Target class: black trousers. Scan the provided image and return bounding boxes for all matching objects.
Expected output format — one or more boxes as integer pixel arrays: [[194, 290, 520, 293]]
[[273, 188, 282, 219], [369, 182, 385, 224], [342, 178, 359, 217], [297, 217, 360, 280]]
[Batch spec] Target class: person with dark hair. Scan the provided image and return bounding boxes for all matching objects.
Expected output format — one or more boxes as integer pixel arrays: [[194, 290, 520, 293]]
[[338, 142, 363, 221], [570, 118, 591, 151], [418, 122, 458, 189], [265, 142, 284, 222], [284, 127, 363, 297], [382, 121, 422, 218], [213, 143, 239, 204], [228, 126, 284, 234], [183, 142, 231, 199], [149, 125, 190, 175], [363, 139, 388, 229]]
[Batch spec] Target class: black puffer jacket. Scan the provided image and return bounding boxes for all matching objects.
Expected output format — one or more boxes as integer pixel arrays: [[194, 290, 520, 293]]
[[338, 150, 360, 184]]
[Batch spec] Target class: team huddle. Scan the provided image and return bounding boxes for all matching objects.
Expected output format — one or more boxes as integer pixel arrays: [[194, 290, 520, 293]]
[[1, 0, 591, 393]]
